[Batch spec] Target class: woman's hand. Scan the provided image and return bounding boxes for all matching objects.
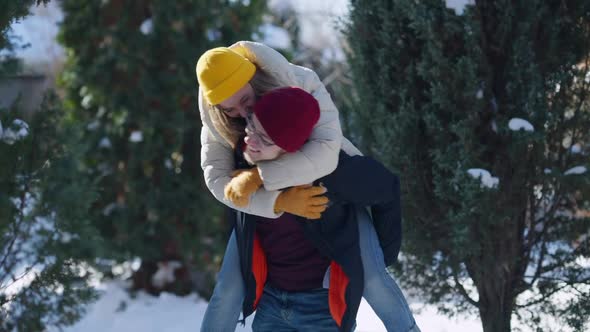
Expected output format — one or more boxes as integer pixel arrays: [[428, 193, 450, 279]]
[[224, 168, 263, 207], [274, 185, 329, 219]]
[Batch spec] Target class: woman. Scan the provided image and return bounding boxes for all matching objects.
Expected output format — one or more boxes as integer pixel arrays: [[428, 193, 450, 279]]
[[197, 41, 359, 217], [197, 42, 418, 331]]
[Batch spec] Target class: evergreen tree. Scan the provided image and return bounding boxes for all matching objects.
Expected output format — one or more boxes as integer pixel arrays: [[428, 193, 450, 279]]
[[0, 95, 100, 331], [345, 1, 590, 331], [58, 0, 266, 297], [1, 2, 100, 330]]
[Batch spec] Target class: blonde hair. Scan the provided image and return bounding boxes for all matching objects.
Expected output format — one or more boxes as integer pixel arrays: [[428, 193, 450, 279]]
[[208, 67, 283, 148]]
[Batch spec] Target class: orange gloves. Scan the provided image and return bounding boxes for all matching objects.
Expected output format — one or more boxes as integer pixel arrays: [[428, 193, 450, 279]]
[[224, 169, 329, 219], [224, 168, 263, 207], [274, 185, 329, 219]]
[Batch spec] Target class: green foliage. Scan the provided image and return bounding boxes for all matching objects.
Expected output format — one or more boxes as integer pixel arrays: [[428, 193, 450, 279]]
[[58, 0, 267, 295], [1, 93, 100, 331], [345, 0, 590, 331], [1, 2, 102, 329]]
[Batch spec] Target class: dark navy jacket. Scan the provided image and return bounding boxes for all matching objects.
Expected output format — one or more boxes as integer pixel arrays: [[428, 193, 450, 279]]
[[232, 149, 402, 332]]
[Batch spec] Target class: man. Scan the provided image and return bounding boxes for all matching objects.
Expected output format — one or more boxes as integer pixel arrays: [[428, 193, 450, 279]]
[[226, 87, 417, 332]]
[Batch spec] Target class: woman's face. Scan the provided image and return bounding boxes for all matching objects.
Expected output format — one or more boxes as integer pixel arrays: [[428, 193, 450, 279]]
[[243, 113, 284, 163], [216, 83, 256, 118]]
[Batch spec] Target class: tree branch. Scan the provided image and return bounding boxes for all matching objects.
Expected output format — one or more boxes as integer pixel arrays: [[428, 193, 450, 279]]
[[452, 271, 479, 307]]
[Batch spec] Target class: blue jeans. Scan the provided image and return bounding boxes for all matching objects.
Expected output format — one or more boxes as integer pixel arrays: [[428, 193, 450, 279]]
[[200, 230, 244, 331], [356, 207, 420, 332], [200, 207, 420, 332], [252, 285, 338, 331]]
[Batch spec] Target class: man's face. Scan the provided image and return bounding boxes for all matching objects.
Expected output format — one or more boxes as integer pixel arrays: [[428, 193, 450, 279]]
[[243, 113, 284, 164], [216, 83, 256, 118]]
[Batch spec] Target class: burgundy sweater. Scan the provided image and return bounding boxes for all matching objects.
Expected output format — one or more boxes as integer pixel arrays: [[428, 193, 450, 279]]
[[255, 213, 331, 292]]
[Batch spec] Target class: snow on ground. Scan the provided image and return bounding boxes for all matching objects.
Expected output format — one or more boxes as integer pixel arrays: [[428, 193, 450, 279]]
[[57, 278, 586, 332], [56, 281, 486, 332]]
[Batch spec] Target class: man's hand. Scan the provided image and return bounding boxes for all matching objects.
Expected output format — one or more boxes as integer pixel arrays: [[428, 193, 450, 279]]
[[274, 185, 329, 219], [224, 168, 263, 207]]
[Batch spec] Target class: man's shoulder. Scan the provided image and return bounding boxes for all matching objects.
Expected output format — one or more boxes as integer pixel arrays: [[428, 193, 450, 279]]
[[316, 150, 357, 183], [318, 150, 395, 184]]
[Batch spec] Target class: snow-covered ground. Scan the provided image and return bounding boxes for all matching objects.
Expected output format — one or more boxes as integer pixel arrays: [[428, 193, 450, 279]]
[[52, 275, 582, 331], [56, 281, 484, 332]]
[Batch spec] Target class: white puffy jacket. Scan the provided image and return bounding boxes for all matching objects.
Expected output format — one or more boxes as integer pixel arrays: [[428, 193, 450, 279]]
[[199, 41, 361, 218]]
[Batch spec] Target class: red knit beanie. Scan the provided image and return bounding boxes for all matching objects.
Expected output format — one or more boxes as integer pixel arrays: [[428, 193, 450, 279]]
[[253, 87, 320, 152]]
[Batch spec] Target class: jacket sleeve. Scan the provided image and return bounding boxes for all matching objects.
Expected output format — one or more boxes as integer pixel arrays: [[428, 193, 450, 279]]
[[199, 95, 283, 218], [320, 155, 402, 266], [230, 41, 346, 191]]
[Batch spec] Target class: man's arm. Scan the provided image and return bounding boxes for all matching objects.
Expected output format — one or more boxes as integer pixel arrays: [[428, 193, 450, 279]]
[[320, 154, 402, 266], [320, 155, 399, 206]]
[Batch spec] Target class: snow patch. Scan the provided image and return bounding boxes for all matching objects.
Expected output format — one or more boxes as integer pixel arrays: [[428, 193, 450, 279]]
[[151, 261, 182, 289], [445, 0, 474, 15], [570, 144, 582, 154], [491, 120, 498, 133], [564, 166, 587, 175], [99, 137, 112, 149], [229, 0, 251, 5], [476, 89, 483, 99], [467, 168, 499, 189], [87, 120, 100, 131], [102, 203, 117, 216], [206, 28, 222, 42], [129, 131, 143, 143], [81, 94, 94, 109], [1, 119, 30, 145], [60, 232, 77, 243], [164, 159, 173, 169], [508, 118, 534, 132], [139, 19, 153, 35]]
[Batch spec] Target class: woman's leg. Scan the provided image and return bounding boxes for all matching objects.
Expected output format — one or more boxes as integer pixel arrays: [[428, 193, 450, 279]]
[[200, 230, 245, 332], [357, 207, 421, 332]]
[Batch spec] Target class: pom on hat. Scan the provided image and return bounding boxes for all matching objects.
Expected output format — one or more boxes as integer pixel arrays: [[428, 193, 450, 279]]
[[253, 87, 320, 152]]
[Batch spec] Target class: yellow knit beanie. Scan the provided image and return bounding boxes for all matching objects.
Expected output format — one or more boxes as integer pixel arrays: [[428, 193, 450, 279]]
[[196, 47, 256, 105]]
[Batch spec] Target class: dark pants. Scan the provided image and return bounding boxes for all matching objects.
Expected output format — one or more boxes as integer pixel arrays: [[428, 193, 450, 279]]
[[252, 285, 340, 332]]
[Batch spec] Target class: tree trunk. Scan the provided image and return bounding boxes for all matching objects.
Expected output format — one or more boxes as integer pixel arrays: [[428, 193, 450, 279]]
[[473, 219, 520, 332], [478, 292, 513, 332]]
